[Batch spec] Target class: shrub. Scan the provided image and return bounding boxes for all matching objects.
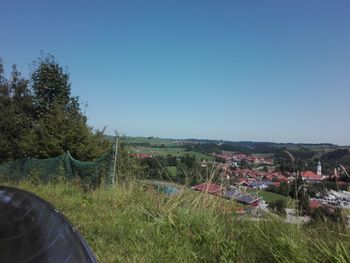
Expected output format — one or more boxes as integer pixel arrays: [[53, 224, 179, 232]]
[[269, 198, 287, 216]]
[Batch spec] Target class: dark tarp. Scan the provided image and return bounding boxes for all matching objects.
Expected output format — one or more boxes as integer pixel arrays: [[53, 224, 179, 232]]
[[0, 186, 97, 263]]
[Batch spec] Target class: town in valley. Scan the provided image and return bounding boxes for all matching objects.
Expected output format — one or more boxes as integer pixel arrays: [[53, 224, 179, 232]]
[[129, 136, 350, 223]]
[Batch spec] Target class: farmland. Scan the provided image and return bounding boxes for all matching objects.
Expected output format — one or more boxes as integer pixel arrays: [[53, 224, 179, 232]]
[[126, 137, 212, 160]]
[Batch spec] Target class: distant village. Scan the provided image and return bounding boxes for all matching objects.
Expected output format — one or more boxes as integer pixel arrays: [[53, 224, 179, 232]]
[[133, 146, 350, 223]]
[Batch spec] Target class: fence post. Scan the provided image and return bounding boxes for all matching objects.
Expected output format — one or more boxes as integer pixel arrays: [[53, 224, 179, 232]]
[[113, 132, 119, 186]]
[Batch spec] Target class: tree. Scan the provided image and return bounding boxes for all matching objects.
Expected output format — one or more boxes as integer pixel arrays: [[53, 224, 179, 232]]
[[0, 61, 33, 160], [31, 54, 71, 114], [27, 54, 110, 160], [0, 54, 110, 162], [279, 181, 289, 196], [166, 154, 177, 166], [0, 58, 12, 160], [175, 155, 204, 185], [269, 199, 286, 216]]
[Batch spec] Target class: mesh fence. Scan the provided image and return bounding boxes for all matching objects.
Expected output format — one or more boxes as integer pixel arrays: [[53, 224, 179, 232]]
[[0, 148, 115, 187]]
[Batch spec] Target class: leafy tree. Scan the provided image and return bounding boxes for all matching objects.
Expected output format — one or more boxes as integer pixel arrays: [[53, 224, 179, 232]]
[[180, 154, 196, 168], [25, 54, 110, 160], [166, 154, 177, 166], [279, 181, 289, 196], [31, 54, 71, 114], [0, 58, 11, 160], [0, 54, 110, 162], [139, 155, 168, 180], [175, 155, 204, 185], [0, 62, 33, 160], [266, 181, 289, 196]]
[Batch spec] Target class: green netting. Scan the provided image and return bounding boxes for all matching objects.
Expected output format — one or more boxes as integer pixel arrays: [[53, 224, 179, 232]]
[[0, 148, 116, 187]]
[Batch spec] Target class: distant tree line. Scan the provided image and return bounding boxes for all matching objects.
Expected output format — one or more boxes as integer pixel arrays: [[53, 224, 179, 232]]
[[184, 143, 252, 155], [0, 54, 110, 162], [274, 147, 350, 175]]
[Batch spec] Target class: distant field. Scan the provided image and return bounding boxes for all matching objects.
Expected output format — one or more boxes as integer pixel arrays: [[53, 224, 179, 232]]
[[125, 136, 177, 146], [181, 151, 212, 160], [132, 146, 185, 155], [127, 137, 212, 160], [132, 147, 212, 160], [246, 189, 295, 208]]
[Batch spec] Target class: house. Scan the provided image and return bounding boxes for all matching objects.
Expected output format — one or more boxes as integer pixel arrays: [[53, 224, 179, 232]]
[[238, 180, 250, 188], [192, 183, 224, 196], [248, 180, 274, 190], [301, 171, 322, 181], [225, 188, 242, 199], [225, 188, 261, 207], [234, 194, 261, 207]]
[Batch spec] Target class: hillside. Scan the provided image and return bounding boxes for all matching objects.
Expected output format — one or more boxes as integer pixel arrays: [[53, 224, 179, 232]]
[[122, 136, 344, 156], [4, 181, 350, 263]]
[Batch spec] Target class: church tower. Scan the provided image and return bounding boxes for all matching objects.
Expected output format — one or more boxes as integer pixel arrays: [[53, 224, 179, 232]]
[[317, 161, 322, 176]]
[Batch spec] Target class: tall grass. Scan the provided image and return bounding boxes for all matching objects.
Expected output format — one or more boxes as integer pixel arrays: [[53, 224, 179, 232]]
[[3, 180, 350, 263]]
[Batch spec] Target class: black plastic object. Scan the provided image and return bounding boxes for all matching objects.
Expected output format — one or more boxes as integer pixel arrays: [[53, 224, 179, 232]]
[[0, 186, 97, 263]]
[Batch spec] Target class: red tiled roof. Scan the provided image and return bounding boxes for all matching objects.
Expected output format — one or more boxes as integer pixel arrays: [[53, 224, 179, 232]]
[[265, 175, 273, 180], [192, 183, 223, 194], [309, 200, 321, 209], [301, 171, 322, 180]]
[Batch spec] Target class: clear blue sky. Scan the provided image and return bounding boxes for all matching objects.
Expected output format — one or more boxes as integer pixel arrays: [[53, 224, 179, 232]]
[[1, 1, 350, 145]]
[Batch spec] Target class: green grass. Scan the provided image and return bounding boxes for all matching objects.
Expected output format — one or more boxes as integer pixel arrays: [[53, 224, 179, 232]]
[[125, 136, 212, 160], [246, 189, 296, 208], [3, 181, 350, 263], [181, 151, 212, 160], [165, 166, 177, 177]]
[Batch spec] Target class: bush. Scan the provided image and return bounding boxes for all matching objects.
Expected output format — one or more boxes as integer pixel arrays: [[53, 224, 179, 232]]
[[269, 198, 287, 216], [310, 206, 346, 225]]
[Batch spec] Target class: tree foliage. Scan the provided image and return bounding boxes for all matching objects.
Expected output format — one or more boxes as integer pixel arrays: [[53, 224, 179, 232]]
[[0, 55, 110, 162], [269, 199, 287, 216], [0, 63, 33, 160], [31, 54, 71, 114]]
